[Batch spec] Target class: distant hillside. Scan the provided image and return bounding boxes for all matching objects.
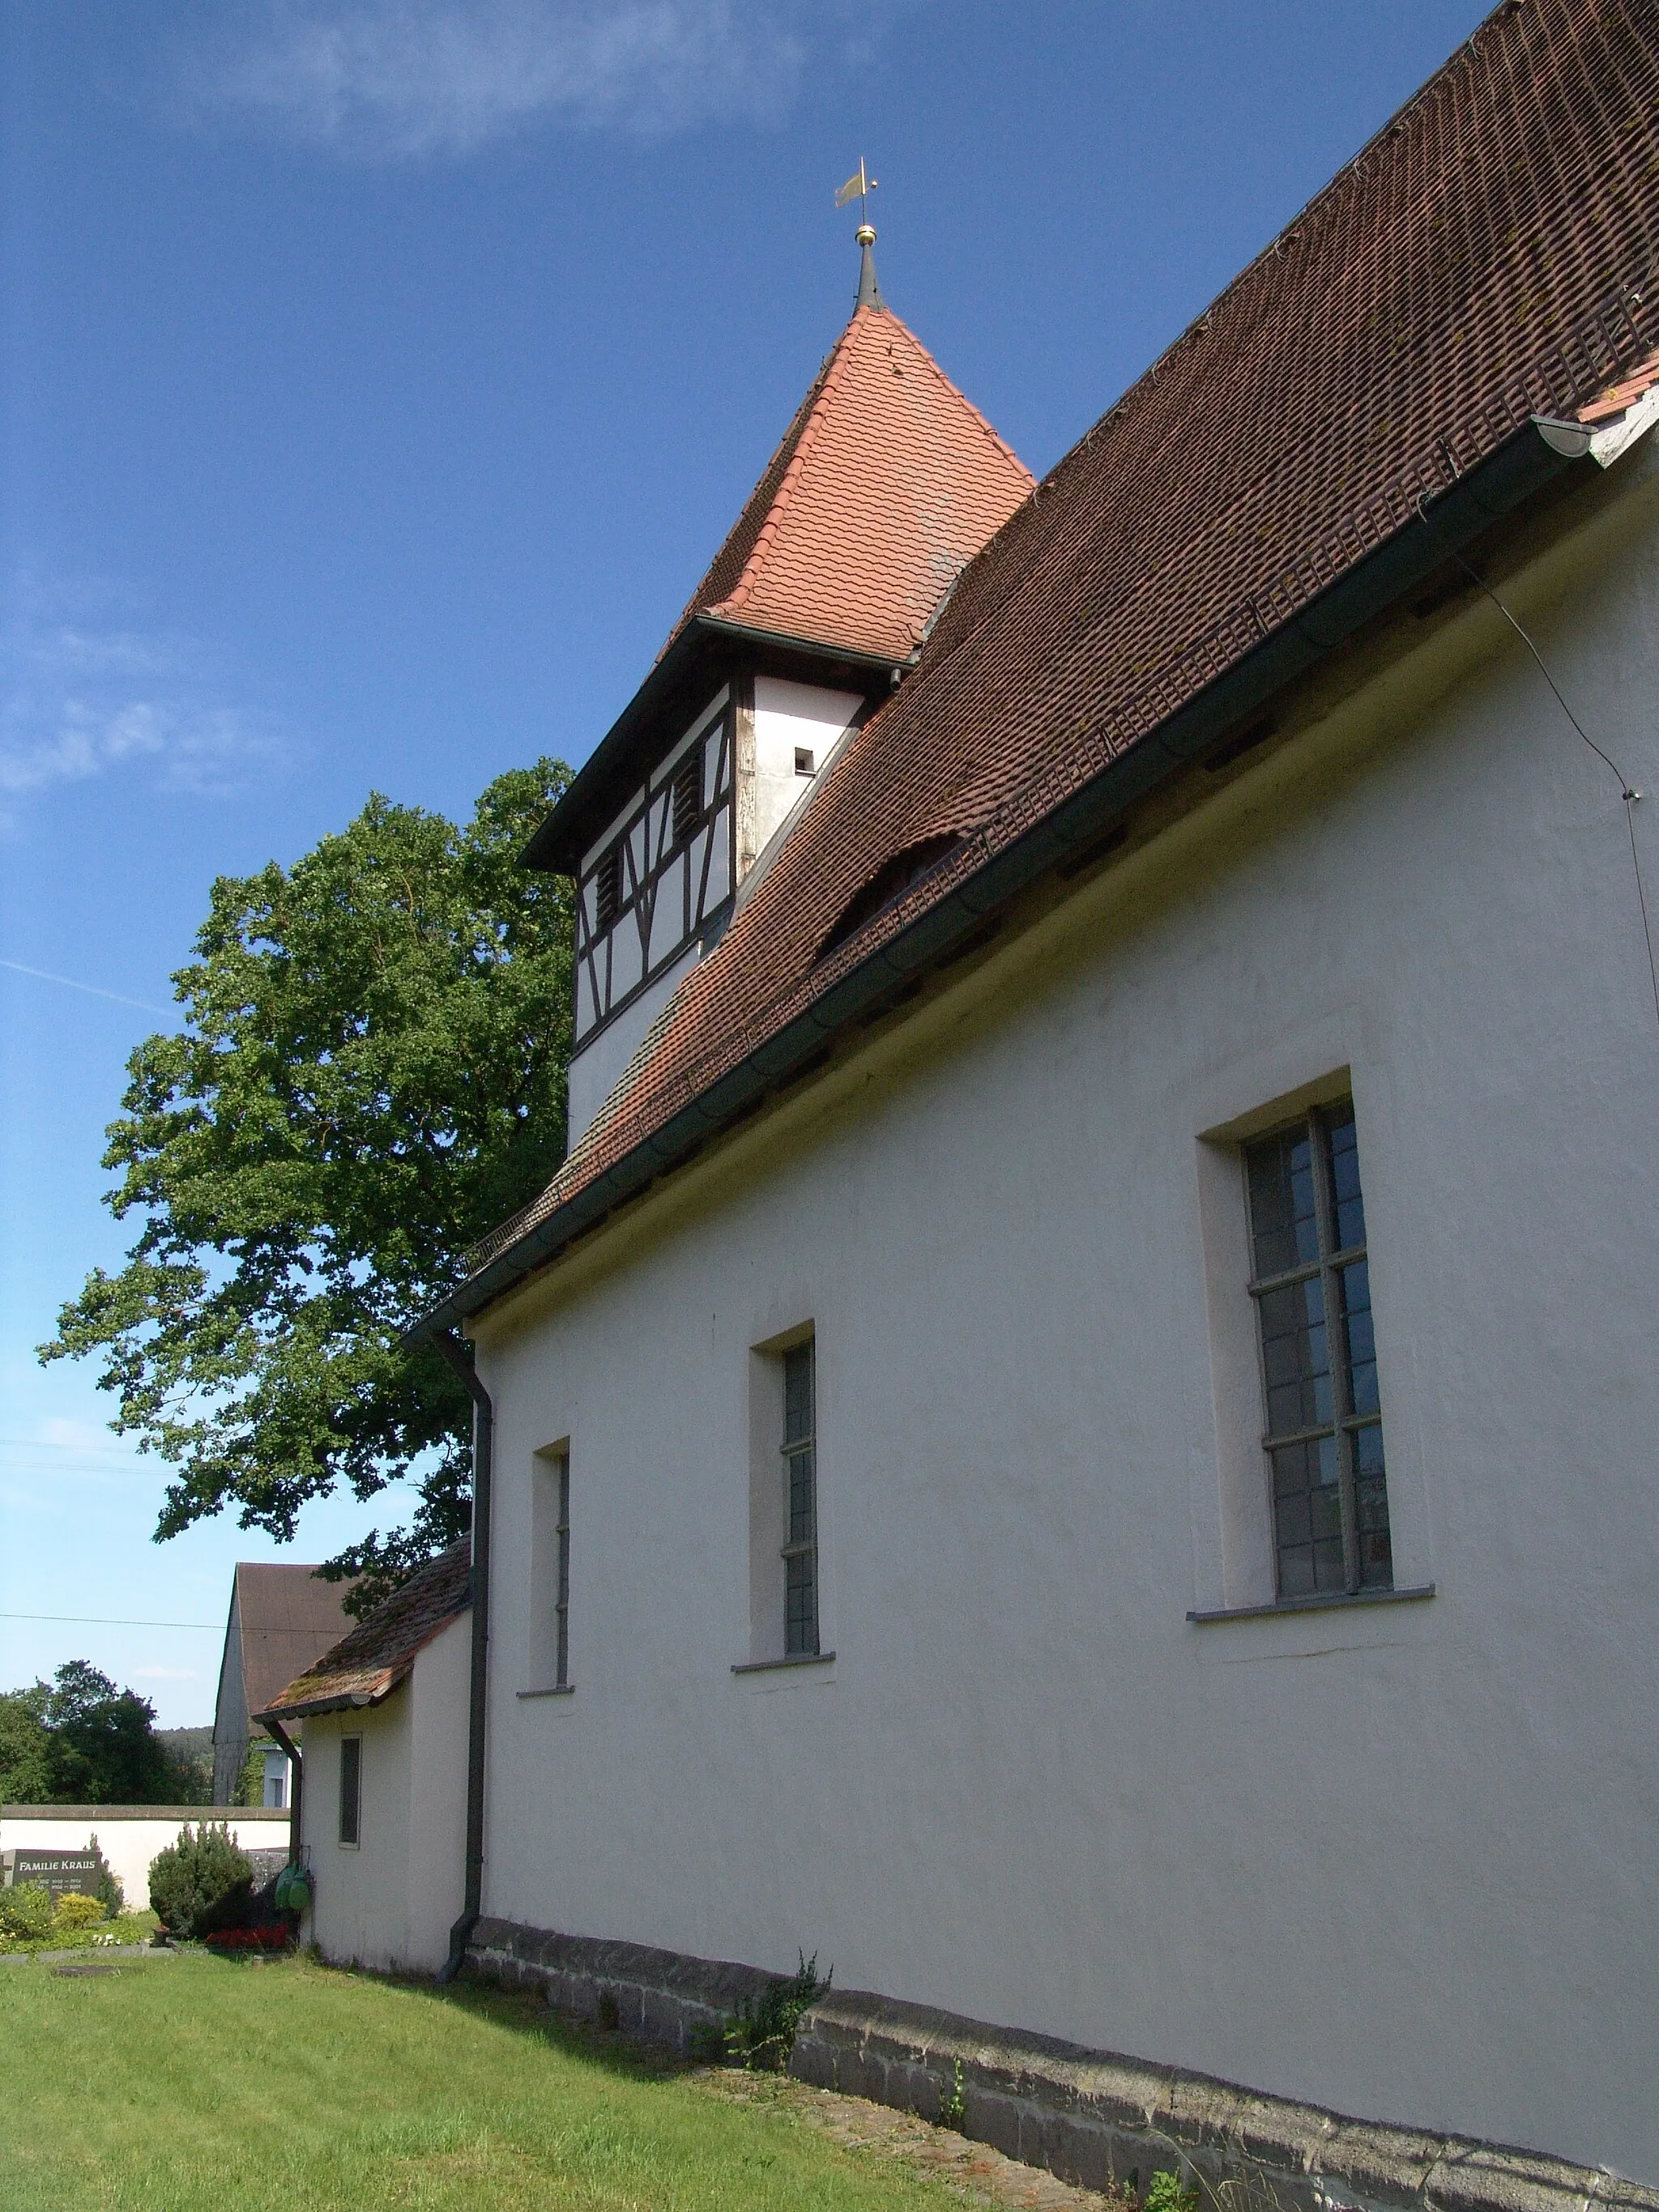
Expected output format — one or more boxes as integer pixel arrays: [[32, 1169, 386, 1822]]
[[156, 1726, 213, 1758]]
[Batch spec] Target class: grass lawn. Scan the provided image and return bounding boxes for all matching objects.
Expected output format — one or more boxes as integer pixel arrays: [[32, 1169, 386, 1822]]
[[0, 1951, 971, 2212]]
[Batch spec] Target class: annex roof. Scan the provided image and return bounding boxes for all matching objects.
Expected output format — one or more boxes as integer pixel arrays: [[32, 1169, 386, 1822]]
[[224, 1564, 358, 1728], [256, 1543, 471, 1722], [452, 0, 1659, 1315]]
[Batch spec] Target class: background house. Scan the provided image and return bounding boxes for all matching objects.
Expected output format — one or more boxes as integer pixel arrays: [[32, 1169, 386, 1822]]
[[211, 1563, 356, 1805]]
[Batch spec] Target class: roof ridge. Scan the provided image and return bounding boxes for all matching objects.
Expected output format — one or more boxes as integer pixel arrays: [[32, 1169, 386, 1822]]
[[713, 309, 872, 624], [1062, 0, 1540, 481]]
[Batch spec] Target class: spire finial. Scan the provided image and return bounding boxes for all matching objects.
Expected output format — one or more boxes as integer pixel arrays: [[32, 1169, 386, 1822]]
[[855, 223, 883, 311], [834, 159, 885, 312]]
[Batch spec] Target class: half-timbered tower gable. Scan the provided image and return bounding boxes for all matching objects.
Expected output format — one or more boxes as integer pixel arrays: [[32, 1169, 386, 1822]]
[[531, 237, 1034, 1149]]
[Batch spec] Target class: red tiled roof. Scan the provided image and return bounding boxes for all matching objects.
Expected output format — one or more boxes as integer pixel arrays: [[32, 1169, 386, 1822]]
[[256, 1543, 471, 1720], [665, 304, 1034, 663], [471, 0, 1659, 1287]]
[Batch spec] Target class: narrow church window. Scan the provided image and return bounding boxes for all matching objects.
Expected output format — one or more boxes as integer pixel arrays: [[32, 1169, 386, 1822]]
[[1245, 1102, 1392, 1600], [672, 742, 703, 848], [781, 1340, 818, 1656], [554, 1452, 571, 1690], [595, 842, 622, 932], [795, 747, 815, 775], [339, 1735, 362, 1848]]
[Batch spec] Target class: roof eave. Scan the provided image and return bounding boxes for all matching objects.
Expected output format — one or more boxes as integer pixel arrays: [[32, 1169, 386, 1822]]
[[420, 416, 1593, 1343], [524, 614, 902, 876], [253, 1686, 386, 1722]]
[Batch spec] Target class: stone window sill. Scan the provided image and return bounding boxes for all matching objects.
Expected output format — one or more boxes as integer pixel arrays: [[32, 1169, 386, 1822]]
[[517, 1685, 576, 1698], [1187, 1583, 1435, 1626], [731, 1651, 837, 1675]]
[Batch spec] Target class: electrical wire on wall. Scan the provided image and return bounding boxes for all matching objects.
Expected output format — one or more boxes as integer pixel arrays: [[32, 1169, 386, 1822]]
[[1415, 490, 1659, 1038]]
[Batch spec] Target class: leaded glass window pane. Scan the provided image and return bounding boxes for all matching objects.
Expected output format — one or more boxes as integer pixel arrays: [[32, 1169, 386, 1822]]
[[1245, 1100, 1392, 1601], [781, 1340, 817, 1656]]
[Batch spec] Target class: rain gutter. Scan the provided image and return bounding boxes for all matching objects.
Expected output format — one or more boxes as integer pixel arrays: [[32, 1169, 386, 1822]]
[[413, 416, 1596, 1340], [429, 1329, 494, 1988]]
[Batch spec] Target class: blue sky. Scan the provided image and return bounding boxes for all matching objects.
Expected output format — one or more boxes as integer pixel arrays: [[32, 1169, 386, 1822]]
[[1, 0, 1491, 1724]]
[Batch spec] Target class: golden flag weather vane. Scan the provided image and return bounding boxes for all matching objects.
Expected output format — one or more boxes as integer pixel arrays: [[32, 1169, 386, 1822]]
[[834, 158, 878, 227]]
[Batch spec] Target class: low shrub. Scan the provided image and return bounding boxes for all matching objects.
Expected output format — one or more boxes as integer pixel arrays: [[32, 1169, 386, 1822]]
[[53, 1892, 106, 1932], [149, 1823, 253, 1938], [0, 1883, 56, 1943], [721, 1952, 831, 2070]]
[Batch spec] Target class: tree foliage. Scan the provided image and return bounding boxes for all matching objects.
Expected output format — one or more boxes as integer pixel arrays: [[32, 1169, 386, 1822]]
[[42, 761, 574, 1608], [0, 1661, 186, 1805]]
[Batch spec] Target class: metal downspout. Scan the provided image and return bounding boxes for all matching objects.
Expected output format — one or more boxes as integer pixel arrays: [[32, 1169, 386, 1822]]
[[429, 1328, 494, 1986]]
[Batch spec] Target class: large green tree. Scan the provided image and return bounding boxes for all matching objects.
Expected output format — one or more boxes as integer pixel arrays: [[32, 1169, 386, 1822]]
[[0, 1662, 186, 1805], [43, 761, 574, 1609]]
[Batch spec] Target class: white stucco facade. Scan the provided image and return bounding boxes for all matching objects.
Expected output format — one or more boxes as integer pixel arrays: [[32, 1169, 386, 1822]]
[[749, 676, 860, 864], [471, 451, 1659, 2180], [301, 1609, 469, 1972]]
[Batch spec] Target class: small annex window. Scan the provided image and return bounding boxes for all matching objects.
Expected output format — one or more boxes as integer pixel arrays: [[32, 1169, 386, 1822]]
[[595, 842, 623, 933], [672, 742, 704, 849], [1243, 1101, 1392, 1600], [781, 1339, 819, 1656], [339, 1734, 362, 1848]]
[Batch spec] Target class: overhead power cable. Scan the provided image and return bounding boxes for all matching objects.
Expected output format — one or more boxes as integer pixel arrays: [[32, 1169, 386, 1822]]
[[0, 1612, 221, 1630]]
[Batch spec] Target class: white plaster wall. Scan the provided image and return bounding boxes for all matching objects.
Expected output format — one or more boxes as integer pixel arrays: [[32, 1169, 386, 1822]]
[[475, 453, 1659, 2180], [567, 941, 700, 1151], [0, 1811, 292, 1914], [404, 1615, 470, 1970], [303, 1699, 412, 1971], [752, 677, 859, 859]]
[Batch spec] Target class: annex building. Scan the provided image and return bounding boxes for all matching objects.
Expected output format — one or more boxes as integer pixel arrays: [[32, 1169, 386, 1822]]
[[268, 3, 1659, 2199]]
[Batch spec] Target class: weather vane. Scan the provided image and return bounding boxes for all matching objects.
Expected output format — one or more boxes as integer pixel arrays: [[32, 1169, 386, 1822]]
[[834, 157, 879, 229]]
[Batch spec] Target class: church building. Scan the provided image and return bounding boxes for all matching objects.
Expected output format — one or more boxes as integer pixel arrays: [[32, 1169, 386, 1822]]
[[286, 3, 1659, 2201]]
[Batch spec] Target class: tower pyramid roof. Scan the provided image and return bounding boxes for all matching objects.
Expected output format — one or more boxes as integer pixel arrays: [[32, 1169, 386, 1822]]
[[665, 293, 1034, 666]]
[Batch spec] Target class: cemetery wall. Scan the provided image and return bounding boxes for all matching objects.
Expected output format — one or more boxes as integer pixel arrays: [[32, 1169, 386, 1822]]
[[0, 1806, 291, 1914]]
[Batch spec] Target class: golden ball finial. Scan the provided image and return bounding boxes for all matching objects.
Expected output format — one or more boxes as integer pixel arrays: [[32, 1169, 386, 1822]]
[[855, 223, 877, 247]]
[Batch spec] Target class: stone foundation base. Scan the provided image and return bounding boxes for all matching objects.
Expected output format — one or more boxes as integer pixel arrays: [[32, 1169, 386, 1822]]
[[462, 1921, 1653, 2212], [464, 1916, 776, 2051]]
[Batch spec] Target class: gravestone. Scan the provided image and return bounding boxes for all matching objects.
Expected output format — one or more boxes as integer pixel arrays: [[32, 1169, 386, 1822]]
[[2, 1848, 103, 1900]]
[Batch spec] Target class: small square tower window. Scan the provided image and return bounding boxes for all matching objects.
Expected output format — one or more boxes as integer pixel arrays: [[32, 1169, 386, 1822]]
[[795, 747, 816, 776]]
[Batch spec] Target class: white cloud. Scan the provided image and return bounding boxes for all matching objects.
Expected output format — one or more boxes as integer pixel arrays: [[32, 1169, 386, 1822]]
[[177, 0, 876, 159], [0, 579, 291, 820]]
